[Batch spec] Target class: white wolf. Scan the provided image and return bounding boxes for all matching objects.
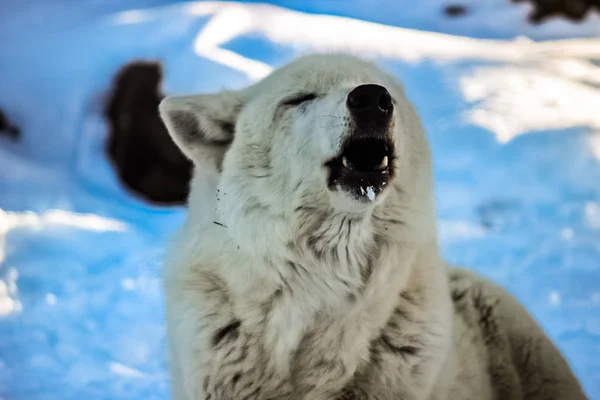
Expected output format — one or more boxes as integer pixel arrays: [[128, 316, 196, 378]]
[[159, 54, 587, 400]]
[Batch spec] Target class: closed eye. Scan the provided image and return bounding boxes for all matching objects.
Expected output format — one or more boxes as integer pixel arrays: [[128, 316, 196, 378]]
[[282, 93, 318, 107]]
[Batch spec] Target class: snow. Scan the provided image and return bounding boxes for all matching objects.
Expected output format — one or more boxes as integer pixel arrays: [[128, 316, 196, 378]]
[[1, 1, 599, 399], [366, 187, 376, 202]]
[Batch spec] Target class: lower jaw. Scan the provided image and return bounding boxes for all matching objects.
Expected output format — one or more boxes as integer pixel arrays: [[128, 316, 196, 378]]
[[337, 172, 391, 203]]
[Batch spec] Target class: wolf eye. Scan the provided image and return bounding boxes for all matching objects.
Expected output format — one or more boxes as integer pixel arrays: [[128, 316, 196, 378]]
[[282, 93, 317, 107]]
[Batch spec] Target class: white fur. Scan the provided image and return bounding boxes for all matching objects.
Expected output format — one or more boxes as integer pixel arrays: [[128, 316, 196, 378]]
[[159, 54, 587, 400]]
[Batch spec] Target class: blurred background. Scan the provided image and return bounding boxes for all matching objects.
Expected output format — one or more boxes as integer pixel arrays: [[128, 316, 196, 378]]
[[0, 0, 599, 399]]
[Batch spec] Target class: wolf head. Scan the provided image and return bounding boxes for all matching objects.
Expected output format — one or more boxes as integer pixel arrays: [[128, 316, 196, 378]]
[[160, 54, 436, 259]]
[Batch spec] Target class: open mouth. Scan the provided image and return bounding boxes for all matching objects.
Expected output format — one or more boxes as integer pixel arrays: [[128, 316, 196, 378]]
[[326, 137, 395, 202]]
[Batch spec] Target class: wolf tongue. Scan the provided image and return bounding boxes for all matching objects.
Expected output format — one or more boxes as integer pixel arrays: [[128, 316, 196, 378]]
[[344, 155, 388, 172]]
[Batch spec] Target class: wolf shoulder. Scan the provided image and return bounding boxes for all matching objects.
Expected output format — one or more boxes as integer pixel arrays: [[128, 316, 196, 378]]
[[446, 266, 588, 400]]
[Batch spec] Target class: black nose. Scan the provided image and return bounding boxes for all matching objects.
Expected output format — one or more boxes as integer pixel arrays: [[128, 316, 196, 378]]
[[347, 84, 393, 122]]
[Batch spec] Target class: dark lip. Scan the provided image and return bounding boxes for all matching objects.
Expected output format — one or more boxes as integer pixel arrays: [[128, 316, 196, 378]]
[[325, 137, 395, 199]]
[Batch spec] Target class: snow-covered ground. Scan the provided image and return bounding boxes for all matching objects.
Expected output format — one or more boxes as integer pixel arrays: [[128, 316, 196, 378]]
[[0, 1, 599, 399]]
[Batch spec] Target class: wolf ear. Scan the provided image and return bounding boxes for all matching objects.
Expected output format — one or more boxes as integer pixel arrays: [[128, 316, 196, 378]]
[[158, 91, 242, 169]]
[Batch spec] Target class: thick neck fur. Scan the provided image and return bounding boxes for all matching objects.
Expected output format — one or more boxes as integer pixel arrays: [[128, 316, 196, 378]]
[[169, 167, 452, 395]]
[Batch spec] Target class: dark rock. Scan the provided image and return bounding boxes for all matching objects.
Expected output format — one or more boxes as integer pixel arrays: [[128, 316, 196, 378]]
[[444, 4, 469, 17], [105, 61, 192, 206], [513, 0, 600, 23], [0, 108, 20, 141]]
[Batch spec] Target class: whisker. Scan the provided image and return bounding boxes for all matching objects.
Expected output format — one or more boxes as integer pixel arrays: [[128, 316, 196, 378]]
[[295, 138, 312, 157], [317, 115, 342, 119], [373, 215, 405, 226]]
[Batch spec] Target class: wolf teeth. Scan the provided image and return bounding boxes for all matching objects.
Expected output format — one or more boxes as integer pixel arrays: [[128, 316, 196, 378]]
[[379, 156, 389, 170], [342, 157, 352, 170]]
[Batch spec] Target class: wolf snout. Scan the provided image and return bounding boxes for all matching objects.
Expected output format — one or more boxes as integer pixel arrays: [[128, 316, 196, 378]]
[[326, 84, 396, 202], [346, 84, 393, 128]]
